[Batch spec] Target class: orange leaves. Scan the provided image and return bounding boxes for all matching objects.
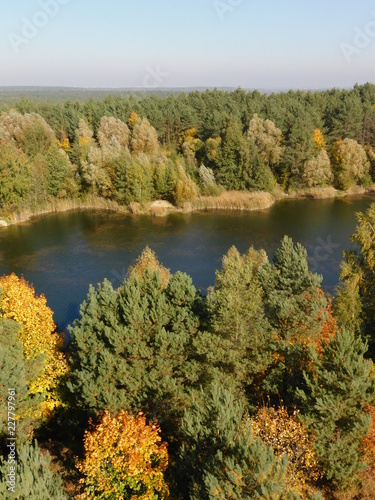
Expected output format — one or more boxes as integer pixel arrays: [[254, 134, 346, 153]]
[[77, 410, 169, 499], [0, 274, 68, 412], [362, 405, 375, 460]]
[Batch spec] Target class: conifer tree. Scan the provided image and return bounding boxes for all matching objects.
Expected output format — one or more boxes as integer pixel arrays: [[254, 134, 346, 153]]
[[68, 249, 201, 436], [0, 319, 42, 443], [195, 246, 273, 406], [296, 329, 375, 489], [336, 203, 375, 348], [259, 236, 328, 402], [0, 440, 65, 499], [177, 384, 296, 499]]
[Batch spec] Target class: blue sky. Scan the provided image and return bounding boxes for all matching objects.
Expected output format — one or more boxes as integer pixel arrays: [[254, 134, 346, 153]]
[[1, 0, 375, 89]]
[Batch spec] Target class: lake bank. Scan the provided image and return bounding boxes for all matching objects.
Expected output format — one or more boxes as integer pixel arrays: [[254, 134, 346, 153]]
[[1, 185, 375, 228]]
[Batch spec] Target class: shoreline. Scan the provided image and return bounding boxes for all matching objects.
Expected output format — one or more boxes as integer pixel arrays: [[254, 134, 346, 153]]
[[1, 185, 375, 228]]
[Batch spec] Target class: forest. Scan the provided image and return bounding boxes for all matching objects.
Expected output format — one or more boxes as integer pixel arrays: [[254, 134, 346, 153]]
[[1, 203, 375, 498], [0, 83, 375, 220], [1, 85, 375, 499]]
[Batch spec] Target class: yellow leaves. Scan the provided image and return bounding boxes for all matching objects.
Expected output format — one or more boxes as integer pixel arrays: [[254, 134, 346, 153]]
[[58, 137, 71, 152], [128, 111, 141, 130], [250, 404, 319, 499], [77, 410, 169, 500], [79, 137, 90, 146], [128, 246, 170, 288], [312, 129, 326, 150], [0, 274, 68, 414]]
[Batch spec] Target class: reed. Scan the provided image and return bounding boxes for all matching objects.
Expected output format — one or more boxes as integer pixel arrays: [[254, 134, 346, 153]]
[[9, 197, 129, 224], [189, 191, 276, 211]]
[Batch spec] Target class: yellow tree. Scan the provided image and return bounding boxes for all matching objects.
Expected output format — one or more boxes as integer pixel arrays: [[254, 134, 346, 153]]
[[0, 274, 68, 415], [312, 128, 326, 150], [250, 404, 319, 498], [77, 410, 169, 500]]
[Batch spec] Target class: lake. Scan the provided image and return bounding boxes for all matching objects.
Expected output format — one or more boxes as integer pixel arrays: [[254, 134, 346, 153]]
[[0, 195, 374, 331]]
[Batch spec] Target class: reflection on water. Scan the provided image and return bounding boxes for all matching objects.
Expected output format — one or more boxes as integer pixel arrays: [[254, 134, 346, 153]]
[[0, 195, 374, 330]]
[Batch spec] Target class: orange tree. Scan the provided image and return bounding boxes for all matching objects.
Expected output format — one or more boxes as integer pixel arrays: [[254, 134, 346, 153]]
[[76, 410, 169, 499], [0, 274, 68, 415]]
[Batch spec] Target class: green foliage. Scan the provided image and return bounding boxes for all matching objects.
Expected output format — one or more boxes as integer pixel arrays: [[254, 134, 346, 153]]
[[45, 144, 75, 197], [68, 255, 201, 436], [332, 138, 370, 189], [0, 319, 42, 444], [215, 118, 249, 190], [178, 384, 295, 499], [337, 203, 375, 348], [0, 440, 65, 499], [296, 329, 375, 489], [195, 246, 273, 406], [2, 85, 375, 216], [0, 144, 31, 210], [259, 236, 328, 402]]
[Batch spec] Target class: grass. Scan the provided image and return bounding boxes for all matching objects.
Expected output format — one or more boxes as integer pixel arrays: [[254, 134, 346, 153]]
[[7, 197, 130, 225], [188, 190, 276, 211]]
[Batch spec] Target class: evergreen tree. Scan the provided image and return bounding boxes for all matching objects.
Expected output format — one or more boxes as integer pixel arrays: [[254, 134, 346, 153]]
[[68, 250, 201, 437], [296, 329, 375, 489], [177, 384, 295, 500], [336, 203, 375, 350], [0, 440, 65, 499], [0, 319, 43, 444], [195, 246, 273, 407], [215, 118, 249, 190], [259, 236, 328, 403]]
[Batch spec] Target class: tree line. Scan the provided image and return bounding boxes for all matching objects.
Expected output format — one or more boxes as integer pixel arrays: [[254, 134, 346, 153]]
[[1, 83, 375, 216], [2, 206, 375, 497]]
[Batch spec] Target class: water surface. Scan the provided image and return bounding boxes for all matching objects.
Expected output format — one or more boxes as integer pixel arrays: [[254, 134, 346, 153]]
[[0, 195, 373, 330]]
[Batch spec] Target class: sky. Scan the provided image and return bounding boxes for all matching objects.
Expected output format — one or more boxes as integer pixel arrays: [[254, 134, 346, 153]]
[[0, 0, 375, 90]]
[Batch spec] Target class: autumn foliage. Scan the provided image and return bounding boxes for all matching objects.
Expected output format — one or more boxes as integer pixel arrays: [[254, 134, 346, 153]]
[[0, 274, 68, 414], [77, 410, 169, 500], [250, 404, 319, 498]]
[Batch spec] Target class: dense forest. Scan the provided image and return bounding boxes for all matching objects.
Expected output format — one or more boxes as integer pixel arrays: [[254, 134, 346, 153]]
[[1, 202, 375, 498], [1, 85, 375, 498], [1, 83, 375, 219]]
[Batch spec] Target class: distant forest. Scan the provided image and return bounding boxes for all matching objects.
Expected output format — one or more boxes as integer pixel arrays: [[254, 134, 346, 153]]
[[0, 83, 375, 216]]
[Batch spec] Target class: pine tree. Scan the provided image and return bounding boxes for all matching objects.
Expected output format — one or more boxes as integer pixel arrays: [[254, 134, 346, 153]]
[[336, 203, 375, 349], [195, 246, 273, 407], [177, 384, 296, 499], [296, 329, 375, 489], [0, 440, 65, 499], [68, 249, 201, 437], [259, 236, 328, 403], [0, 319, 43, 444]]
